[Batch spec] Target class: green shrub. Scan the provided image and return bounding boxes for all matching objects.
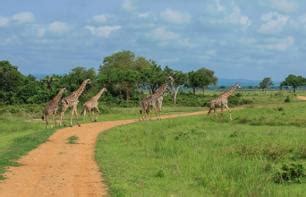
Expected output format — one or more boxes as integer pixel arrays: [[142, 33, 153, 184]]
[[273, 163, 305, 184], [284, 96, 291, 103]]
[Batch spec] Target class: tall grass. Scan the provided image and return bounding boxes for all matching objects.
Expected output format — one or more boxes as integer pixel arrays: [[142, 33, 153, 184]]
[[96, 101, 306, 196]]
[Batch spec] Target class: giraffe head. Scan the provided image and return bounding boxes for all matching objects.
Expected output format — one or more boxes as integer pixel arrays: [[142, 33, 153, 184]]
[[59, 87, 66, 93], [84, 79, 91, 85]]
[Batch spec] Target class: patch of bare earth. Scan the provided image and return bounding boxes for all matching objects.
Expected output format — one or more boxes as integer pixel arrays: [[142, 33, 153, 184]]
[[297, 96, 306, 101], [0, 111, 206, 197]]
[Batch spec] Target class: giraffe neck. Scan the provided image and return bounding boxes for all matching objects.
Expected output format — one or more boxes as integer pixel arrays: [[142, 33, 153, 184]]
[[72, 81, 88, 99], [53, 89, 65, 103], [221, 86, 238, 99], [92, 89, 106, 101], [153, 84, 167, 98]]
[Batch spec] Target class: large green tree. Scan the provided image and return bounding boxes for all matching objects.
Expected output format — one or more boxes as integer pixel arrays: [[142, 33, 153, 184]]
[[188, 68, 217, 95], [259, 77, 273, 91], [281, 74, 306, 93], [98, 51, 142, 101]]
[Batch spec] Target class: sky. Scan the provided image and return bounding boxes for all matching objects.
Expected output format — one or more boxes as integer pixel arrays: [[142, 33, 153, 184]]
[[0, 0, 306, 80]]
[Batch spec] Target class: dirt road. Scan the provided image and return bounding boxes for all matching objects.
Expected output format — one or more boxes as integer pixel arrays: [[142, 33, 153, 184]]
[[297, 96, 306, 101], [0, 111, 206, 197]]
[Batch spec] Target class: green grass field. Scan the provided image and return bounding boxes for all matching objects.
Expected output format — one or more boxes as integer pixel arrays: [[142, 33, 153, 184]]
[[1, 90, 306, 196], [0, 105, 201, 180], [0, 114, 55, 180], [96, 100, 306, 196]]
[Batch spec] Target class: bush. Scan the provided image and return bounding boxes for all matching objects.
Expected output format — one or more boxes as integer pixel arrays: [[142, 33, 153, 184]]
[[273, 163, 305, 184], [284, 96, 291, 103]]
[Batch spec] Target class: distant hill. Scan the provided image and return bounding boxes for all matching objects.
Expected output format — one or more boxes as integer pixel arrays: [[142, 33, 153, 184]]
[[217, 78, 260, 87], [217, 78, 281, 87]]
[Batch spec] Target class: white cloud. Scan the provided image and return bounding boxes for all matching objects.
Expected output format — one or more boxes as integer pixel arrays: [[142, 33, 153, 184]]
[[92, 14, 108, 23], [138, 12, 150, 18], [149, 27, 193, 47], [0, 17, 9, 27], [122, 0, 136, 12], [36, 27, 46, 38], [48, 21, 70, 33], [264, 36, 295, 51], [12, 12, 35, 24], [258, 12, 288, 34], [86, 25, 121, 38], [215, 0, 225, 12], [226, 6, 251, 27], [150, 27, 180, 41], [160, 9, 191, 24], [270, 0, 297, 13]]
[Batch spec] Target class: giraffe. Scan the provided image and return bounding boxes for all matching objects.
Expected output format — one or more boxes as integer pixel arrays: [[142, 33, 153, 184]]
[[139, 76, 174, 120], [208, 83, 240, 120], [82, 87, 107, 121], [42, 88, 66, 128], [59, 79, 91, 126]]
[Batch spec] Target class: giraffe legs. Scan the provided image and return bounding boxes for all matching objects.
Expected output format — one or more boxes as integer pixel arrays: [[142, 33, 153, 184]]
[[52, 114, 56, 128], [45, 115, 49, 128], [60, 104, 68, 126], [224, 104, 232, 120], [94, 106, 100, 121], [71, 104, 80, 126]]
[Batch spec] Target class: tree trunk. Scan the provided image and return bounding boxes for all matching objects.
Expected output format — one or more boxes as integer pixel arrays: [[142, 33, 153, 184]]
[[125, 89, 130, 101], [173, 86, 182, 105], [193, 87, 196, 95], [293, 87, 296, 93]]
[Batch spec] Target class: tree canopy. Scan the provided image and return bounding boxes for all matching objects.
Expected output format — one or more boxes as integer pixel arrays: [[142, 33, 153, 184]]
[[259, 77, 273, 91], [188, 68, 217, 94], [281, 74, 306, 93]]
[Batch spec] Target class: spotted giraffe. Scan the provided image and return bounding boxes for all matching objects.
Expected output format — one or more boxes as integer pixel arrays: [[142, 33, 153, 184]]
[[82, 87, 107, 121], [208, 83, 240, 120], [60, 79, 91, 126], [140, 76, 174, 120], [42, 88, 66, 128]]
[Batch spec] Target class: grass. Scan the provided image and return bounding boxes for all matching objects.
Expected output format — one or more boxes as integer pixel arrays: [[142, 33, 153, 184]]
[[66, 135, 79, 144], [96, 101, 306, 196], [0, 114, 55, 180]]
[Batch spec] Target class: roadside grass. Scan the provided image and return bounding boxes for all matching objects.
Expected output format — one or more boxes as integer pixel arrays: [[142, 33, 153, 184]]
[[96, 101, 306, 196], [0, 114, 55, 180], [212, 101, 306, 127], [66, 135, 79, 144]]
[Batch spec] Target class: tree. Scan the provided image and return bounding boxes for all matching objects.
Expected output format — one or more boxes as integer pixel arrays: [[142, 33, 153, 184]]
[[137, 60, 166, 94], [0, 61, 25, 104], [98, 51, 141, 101], [281, 74, 306, 93], [164, 66, 187, 104], [188, 68, 217, 95], [259, 77, 273, 92]]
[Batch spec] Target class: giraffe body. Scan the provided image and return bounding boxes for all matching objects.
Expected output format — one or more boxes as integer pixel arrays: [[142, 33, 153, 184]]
[[60, 79, 91, 126], [42, 88, 66, 128], [140, 76, 174, 120], [82, 87, 107, 121], [208, 84, 240, 120]]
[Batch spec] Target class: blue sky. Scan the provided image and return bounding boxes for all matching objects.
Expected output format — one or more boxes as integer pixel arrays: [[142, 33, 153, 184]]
[[0, 0, 306, 80]]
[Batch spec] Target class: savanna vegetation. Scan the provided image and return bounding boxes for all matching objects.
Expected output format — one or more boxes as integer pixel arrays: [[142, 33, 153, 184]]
[[96, 96, 306, 196], [1, 50, 306, 195]]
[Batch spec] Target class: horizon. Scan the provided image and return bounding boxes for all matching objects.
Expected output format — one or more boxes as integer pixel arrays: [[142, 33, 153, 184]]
[[1, 0, 306, 81]]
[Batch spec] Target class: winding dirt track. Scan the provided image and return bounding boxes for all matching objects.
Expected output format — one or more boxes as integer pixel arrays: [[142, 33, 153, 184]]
[[297, 96, 306, 101], [0, 111, 206, 197]]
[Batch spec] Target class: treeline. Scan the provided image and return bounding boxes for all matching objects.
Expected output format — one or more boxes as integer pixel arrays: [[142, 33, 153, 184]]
[[259, 76, 306, 93], [0, 50, 218, 105]]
